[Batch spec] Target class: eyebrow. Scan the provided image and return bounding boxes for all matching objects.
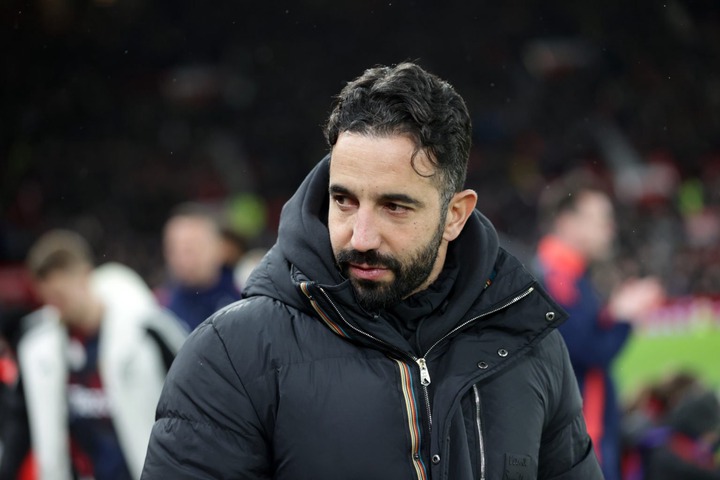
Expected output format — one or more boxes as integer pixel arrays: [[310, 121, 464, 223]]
[[329, 184, 425, 208]]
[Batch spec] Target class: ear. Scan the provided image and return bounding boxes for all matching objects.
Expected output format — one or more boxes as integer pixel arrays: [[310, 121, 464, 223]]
[[443, 189, 478, 242]]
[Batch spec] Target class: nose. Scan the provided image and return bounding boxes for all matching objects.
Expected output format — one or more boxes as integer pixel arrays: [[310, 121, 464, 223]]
[[350, 208, 382, 252]]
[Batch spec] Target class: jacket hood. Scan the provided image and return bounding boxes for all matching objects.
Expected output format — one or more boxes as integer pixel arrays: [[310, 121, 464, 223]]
[[275, 156, 343, 287], [243, 156, 341, 312]]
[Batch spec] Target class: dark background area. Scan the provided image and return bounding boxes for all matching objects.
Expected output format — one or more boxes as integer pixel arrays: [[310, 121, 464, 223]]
[[2, 0, 719, 293]]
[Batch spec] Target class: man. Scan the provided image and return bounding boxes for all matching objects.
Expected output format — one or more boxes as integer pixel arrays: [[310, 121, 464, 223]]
[[13, 230, 187, 480], [143, 63, 602, 479], [162, 203, 241, 330], [535, 172, 664, 480]]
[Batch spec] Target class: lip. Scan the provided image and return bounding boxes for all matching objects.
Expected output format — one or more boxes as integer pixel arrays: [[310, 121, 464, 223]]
[[348, 263, 390, 281]]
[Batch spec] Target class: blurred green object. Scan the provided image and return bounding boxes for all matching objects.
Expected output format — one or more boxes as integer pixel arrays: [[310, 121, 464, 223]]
[[614, 324, 720, 402], [226, 193, 267, 239], [677, 178, 704, 216]]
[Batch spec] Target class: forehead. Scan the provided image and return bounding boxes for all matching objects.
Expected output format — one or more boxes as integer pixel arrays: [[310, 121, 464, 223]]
[[576, 191, 613, 215], [329, 132, 439, 195], [165, 216, 216, 241], [37, 268, 85, 289]]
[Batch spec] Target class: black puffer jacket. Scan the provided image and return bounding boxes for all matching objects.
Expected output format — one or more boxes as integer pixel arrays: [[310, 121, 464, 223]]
[[142, 157, 602, 479]]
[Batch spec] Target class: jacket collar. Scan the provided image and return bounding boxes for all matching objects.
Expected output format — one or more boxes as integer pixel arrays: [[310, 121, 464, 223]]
[[245, 156, 561, 355]]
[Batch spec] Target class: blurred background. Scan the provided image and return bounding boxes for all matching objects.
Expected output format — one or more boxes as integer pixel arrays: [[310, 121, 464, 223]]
[[1, 0, 719, 398]]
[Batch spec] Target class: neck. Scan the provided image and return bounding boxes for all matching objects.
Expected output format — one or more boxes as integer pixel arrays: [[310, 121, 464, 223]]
[[183, 267, 222, 290]]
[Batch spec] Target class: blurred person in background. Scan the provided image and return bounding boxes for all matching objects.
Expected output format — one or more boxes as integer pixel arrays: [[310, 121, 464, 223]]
[[143, 62, 602, 479], [534, 171, 665, 480], [622, 372, 720, 480], [5, 230, 187, 480], [645, 388, 720, 480], [161, 203, 241, 331], [233, 246, 269, 291], [217, 225, 266, 291], [219, 225, 248, 273]]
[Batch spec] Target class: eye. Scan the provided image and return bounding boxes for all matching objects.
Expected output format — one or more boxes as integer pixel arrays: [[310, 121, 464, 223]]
[[332, 194, 357, 209], [385, 203, 410, 214]]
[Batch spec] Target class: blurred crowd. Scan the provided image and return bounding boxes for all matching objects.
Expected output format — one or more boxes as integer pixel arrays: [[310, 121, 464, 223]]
[[1, 0, 719, 478], [622, 371, 720, 480], [1, 0, 719, 295], [0, 210, 263, 479]]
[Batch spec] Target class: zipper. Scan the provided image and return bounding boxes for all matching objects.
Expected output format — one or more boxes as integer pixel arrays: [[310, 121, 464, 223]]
[[394, 358, 430, 480], [472, 384, 486, 480], [416, 358, 433, 431], [421, 285, 535, 360], [416, 357, 431, 386]]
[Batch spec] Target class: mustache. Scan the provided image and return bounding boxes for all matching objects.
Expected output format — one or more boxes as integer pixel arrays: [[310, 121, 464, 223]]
[[335, 249, 401, 271]]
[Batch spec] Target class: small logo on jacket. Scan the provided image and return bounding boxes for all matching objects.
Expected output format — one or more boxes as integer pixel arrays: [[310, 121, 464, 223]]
[[504, 453, 533, 480]]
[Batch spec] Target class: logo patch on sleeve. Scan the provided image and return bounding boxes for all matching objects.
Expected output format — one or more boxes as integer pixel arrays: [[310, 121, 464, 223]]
[[503, 453, 533, 480]]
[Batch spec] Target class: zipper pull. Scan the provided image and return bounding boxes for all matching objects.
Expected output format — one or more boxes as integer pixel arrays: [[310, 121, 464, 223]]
[[416, 358, 431, 386]]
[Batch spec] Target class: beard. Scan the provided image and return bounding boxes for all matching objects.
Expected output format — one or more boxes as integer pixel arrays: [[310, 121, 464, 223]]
[[335, 220, 445, 312]]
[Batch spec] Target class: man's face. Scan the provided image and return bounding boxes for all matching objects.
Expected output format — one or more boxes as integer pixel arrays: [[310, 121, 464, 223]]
[[328, 132, 450, 311], [568, 191, 616, 261], [163, 216, 222, 287], [35, 267, 92, 325]]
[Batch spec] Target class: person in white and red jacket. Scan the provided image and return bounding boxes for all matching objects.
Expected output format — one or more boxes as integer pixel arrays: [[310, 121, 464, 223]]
[[14, 230, 187, 480]]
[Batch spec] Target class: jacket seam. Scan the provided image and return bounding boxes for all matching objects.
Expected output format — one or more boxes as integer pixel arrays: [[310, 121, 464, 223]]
[[209, 322, 268, 439], [158, 410, 241, 435]]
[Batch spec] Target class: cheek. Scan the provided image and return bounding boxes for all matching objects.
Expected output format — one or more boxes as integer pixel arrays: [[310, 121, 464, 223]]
[[327, 212, 350, 250], [67, 283, 87, 304], [590, 221, 612, 242], [389, 223, 429, 252], [200, 246, 218, 267], [45, 288, 77, 311]]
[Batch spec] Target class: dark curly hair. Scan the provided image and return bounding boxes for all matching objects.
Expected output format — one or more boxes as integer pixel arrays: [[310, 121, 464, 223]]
[[324, 62, 472, 204]]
